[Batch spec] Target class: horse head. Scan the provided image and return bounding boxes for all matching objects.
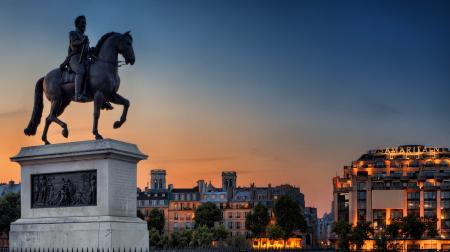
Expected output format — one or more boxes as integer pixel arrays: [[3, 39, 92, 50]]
[[118, 31, 135, 65]]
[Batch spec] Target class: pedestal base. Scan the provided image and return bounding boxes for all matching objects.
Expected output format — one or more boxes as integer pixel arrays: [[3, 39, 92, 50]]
[[9, 139, 149, 250], [10, 216, 149, 249]]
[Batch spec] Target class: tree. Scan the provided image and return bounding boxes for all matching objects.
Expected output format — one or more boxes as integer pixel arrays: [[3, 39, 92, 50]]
[[350, 221, 373, 250], [386, 221, 402, 240], [148, 208, 165, 234], [194, 202, 222, 228], [425, 220, 439, 238], [266, 224, 285, 240], [401, 215, 426, 240], [401, 215, 426, 249], [374, 229, 388, 251], [385, 221, 402, 251], [160, 234, 169, 249], [192, 225, 214, 248], [0, 192, 20, 237], [212, 224, 229, 241], [169, 231, 181, 248], [332, 220, 352, 250], [225, 234, 250, 250], [273, 195, 307, 239], [245, 203, 270, 237], [149, 228, 161, 249], [179, 229, 193, 248]]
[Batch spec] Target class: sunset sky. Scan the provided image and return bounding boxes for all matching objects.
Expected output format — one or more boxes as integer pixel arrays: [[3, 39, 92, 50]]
[[1, 0, 450, 216]]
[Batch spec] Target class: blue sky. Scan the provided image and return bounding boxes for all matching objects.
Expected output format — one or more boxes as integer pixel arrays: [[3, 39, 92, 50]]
[[0, 0, 450, 215]]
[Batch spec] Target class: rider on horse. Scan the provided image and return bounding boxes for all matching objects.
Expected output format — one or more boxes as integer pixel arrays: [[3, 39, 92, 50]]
[[61, 15, 90, 102], [60, 16, 113, 109]]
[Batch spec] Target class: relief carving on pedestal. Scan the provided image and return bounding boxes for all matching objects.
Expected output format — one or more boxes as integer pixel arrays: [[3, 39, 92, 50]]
[[31, 170, 97, 208]]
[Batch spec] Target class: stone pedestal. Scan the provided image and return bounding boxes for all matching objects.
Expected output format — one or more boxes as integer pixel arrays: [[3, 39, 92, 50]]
[[9, 139, 149, 250]]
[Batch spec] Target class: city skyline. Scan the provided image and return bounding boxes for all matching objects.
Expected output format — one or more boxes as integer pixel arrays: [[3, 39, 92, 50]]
[[1, 0, 450, 216]]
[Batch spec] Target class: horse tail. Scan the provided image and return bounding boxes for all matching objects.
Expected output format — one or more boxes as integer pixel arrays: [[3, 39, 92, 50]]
[[24, 77, 44, 136]]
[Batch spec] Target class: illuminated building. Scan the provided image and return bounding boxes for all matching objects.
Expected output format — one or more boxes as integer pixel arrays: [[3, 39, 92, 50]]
[[137, 189, 169, 233], [223, 201, 252, 236], [168, 188, 201, 233], [138, 169, 313, 246], [333, 145, 450, 249]]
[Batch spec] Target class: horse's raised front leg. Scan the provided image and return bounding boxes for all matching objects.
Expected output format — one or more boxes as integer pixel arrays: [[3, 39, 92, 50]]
[[110, 93, 130, 129], [92, 91, 104, 140]]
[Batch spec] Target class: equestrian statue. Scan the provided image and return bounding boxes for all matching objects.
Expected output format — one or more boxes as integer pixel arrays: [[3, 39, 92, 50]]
[[23, 15, 135, 144]]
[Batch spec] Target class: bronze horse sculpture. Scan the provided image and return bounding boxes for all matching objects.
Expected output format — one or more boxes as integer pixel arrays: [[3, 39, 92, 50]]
[[24, 31, 135, 144]]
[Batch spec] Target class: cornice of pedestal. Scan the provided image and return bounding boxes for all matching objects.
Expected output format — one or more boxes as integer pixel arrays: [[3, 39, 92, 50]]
[[10, 138, 148, 165]]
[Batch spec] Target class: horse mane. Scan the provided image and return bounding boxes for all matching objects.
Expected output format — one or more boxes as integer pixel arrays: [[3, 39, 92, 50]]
[[91, 32, 119, 57]]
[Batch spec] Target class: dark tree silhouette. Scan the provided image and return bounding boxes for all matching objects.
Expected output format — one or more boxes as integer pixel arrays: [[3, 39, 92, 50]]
[[245, 203, 270, 237], [0, 192, 20, 237], [148, 208, 165, 234], [194, 202, 222, 228], [332, 220, 352, 250], [273, 195, 307, 240]]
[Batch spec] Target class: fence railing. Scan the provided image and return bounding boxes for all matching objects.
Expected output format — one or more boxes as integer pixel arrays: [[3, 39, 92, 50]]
[[0, 249, 335, 252]]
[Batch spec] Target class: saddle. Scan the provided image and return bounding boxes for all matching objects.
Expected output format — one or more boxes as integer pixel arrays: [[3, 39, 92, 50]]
[[59, 58, 113, 110], [60, 69, 76, 84]]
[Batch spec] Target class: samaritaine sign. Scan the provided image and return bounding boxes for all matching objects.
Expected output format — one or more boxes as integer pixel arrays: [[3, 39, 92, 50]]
[[368, 145, 449, 159]]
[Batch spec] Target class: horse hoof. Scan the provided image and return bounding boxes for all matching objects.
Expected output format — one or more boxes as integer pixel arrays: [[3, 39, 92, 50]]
[[62, 128, 69, 138], [113, 121, 121, 129], [95, 134, 103, 140], [44, 140, 50, 145]]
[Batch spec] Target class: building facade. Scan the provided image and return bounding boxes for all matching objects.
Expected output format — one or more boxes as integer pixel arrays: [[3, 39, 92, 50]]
[[138, 169, 313, 243], [168, 188, 201, 233], [137, 189, 169, 233], [333, 145, 450, 237]]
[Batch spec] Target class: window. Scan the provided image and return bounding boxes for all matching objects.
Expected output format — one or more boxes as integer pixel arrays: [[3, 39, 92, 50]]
[[357, 182, 366, 190], [373, 209, 386, 229], [228, 221, 232, 229], [357, 209, 366, 222], [357, 201, 366, 209], [337, 193, 349, 222], [228, 212, 233, 218], [442, 201, 450, 209], [407, 192, 420, 200], [357, 191, 366, 200], [442, 191, 450, 200], [390, 209, 403, 221], [236, 222, 241, 229], [236, 212, 241, 218], [424, 191, 437, 219], [424, 191, 437, 200], [174, 213, 179, 220]]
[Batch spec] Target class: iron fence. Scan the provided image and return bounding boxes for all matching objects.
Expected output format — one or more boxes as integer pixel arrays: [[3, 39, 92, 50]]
[[0, 249, 335, 252]]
